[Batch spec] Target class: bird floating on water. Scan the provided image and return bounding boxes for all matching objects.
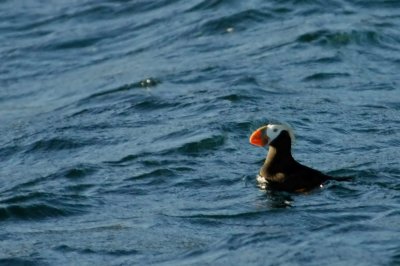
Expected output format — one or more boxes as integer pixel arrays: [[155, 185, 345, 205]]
[[249, 123, 339, 192]]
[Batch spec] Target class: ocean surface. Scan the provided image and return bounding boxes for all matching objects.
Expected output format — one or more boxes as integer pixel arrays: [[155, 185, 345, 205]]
[[1, 0, 400, 265]]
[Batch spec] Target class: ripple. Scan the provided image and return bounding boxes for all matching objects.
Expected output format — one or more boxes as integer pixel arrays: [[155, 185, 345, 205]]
[[391, 252, 400, 266], [54, 244, 139, 256], [0, 144, 21, 157], [168, 65, 225, 85], [111, 0, 181, 15], [178, 210, 268, 220], [187, 0, 225, 12], [222, 121, 253, 132], [0, 203, 78, 221], [130, 98, 176, 111], [352, 0, 400, 9], [303, 72, 350, 81], [0, 188, 92, 220], [200, 9, 274, 34], [217, 93, 253, 102], [0, 258, 42, 266], [353, 82, 397, 92], [80, 81, 146, 101], [176, 134, 225, 155], [173, 177, 211, 189], [46, 36, 104, 50], [126, 168, 176, 181], [296, 29, 398, 49], [62, 164, 98, 179], [0, 168, 96, 221], [25, 137, 90, 153], [1, 191, 57, 204], [327, 168, 375, 179], [234, 74, 260, 84], [103, 153, 142, 166]]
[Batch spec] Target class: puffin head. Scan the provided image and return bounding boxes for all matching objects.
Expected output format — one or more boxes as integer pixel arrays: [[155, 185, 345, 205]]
[[249, 123, 295, 148]]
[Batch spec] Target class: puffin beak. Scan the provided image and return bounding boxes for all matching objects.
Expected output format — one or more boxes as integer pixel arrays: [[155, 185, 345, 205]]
[[249, 127, 268, 147]]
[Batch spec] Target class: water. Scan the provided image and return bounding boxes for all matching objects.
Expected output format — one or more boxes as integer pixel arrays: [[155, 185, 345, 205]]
[[1, 0, 400, 265]]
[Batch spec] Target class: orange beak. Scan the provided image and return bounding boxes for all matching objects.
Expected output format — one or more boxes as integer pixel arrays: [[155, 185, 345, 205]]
[[249, 127, 268, 147]]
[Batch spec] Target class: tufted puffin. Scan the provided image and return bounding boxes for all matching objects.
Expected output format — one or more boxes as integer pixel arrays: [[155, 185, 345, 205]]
[[249, 123, 332, 193]]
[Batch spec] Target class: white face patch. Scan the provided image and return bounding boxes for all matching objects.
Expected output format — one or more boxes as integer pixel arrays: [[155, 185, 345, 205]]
[[266, 124, 295, 145]]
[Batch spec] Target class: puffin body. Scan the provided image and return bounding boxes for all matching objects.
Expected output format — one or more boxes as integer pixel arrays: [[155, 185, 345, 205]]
[[250, 124, 331, 192]]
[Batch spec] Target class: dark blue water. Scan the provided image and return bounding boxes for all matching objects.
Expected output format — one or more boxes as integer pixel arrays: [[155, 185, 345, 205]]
[[1, 0, 400, 265]]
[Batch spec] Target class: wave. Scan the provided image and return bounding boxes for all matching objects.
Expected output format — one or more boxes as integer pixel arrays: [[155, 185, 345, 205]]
[[199, 9, 274, 34], [25, 137, 90, 153], [82, 78, 159, 100], [296, 29, 400, 49], [0, 203, 80, 221], [186, 0, 225, 12], [54, 244, 139, 256], [0, 258, 43, 266], [303, 72, 350, 81], [176, 135, 225, 155]]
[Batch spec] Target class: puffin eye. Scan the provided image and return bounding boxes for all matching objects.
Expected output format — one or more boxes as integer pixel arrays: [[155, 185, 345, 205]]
[[273, 128, 278, 133]]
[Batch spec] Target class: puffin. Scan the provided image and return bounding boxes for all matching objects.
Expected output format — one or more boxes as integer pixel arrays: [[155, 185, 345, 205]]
[[249, 123, 332, 192]]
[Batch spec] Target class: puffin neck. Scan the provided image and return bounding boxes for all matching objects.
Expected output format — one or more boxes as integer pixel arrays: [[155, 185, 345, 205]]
[[263, 137, 295, 175], [265, 145, 294, 165]]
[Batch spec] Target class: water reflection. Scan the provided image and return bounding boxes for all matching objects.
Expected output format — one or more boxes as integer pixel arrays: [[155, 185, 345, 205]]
[[256, 189, 294, 209]]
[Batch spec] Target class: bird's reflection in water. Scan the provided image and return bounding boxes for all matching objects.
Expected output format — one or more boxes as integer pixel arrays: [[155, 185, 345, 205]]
[[256, 187, 294, 209], [245, 173, 294, 209], [266, 191, 294, 208]]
